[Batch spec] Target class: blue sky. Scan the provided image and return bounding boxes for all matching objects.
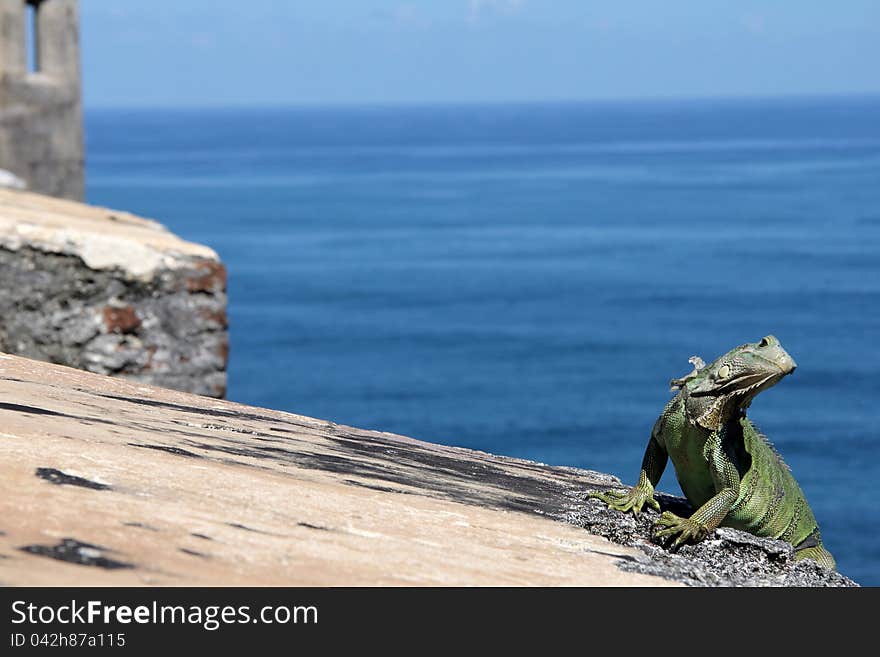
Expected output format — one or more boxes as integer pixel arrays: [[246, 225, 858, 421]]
[[81, 1, 880, 108]]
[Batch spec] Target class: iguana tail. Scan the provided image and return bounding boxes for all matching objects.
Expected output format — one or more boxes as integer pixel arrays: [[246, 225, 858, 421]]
[[794, 529, 836, 570], [795, 545, 836, 570]]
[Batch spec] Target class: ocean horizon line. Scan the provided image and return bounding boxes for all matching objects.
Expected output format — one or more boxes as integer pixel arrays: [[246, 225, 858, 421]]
[[83, 91, 880, 114]]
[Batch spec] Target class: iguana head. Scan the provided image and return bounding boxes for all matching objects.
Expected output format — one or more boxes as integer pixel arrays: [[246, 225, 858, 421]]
[[672, 335, 797, 430]]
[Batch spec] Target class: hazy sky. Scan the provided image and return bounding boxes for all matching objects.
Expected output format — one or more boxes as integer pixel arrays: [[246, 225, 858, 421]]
[[81, 1, 880, 108]]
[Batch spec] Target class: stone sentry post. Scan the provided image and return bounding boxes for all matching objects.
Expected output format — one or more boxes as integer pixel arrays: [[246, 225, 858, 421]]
[[0, 0, 84, 200], [0, 1, 229, 398]]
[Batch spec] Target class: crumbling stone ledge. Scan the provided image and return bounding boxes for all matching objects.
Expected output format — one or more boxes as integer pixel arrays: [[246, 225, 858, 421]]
[[567, 489, 856, 587], [0, 188, 227, 397]]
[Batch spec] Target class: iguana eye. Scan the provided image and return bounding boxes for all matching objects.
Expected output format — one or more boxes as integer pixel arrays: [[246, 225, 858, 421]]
[[717, 364, 731, 379]]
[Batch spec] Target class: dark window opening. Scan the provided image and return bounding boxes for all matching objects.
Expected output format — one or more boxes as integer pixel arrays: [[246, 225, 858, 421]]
[[25, 1, 38, 73]]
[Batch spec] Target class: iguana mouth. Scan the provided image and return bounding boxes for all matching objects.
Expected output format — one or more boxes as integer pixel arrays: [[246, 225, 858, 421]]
[[727, 357, 795, 394], [690, 364, 792, 398], [727, 371, 787, 397]]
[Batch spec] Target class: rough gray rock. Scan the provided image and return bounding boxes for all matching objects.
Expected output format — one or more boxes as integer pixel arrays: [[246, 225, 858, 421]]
[[563, 485, 857, 587], [0, 246, 228, 397]]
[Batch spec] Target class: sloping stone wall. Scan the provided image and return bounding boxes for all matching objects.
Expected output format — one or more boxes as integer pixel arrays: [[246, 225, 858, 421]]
[[0, 352, 673, 586]]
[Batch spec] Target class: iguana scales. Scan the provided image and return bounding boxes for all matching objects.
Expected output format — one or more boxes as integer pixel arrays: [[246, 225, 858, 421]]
[[589, 335, 835, 569]]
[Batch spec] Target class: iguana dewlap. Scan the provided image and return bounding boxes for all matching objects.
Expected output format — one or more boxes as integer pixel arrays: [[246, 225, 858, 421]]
[[590, 335, 835, 569]]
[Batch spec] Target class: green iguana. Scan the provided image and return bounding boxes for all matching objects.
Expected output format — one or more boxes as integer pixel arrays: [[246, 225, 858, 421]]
[[589, 335, 835, 569]]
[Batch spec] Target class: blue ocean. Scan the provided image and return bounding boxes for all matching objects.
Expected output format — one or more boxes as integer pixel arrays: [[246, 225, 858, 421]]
[[85, 97, 880, 584]]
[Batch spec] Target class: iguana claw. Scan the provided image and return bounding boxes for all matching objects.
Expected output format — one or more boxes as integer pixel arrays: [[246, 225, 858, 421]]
[[588, 485, 660, 516], [653, 511, 709, 550]]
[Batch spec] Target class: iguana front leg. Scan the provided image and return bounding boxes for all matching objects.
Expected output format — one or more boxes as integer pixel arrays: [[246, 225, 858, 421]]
[[654, 428, 741, 550], [589, 436, 666, 515]]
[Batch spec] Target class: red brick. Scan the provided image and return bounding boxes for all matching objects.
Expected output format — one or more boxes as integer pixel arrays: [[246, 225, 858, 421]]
[[186, 261, 227, 293], [102, 305, 141, 334]]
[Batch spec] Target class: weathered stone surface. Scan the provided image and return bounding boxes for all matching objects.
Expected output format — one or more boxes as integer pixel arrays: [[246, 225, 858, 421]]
[[0, 189, 228, 397], [0, 353, 857, 586], [0, 353, 672, 587]]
